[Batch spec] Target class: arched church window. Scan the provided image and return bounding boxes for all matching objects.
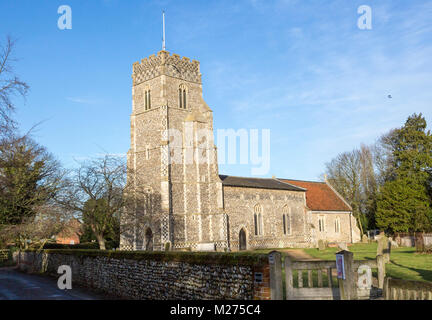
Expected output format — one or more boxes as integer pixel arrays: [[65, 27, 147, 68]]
[[318, 215, 325, 232], [335, 217, 340, 233], [254, 204, 263, 236], [283, 205, 291, 235], [144, 87, 151, 110], [179, 84, 187, 109]]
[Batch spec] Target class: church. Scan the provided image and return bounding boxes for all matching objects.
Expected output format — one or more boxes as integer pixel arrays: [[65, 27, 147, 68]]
[[119, 49, 361, 252]]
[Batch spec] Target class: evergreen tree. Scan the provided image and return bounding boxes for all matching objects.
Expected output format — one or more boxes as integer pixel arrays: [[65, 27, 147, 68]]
[[0, 135, 63, 225], [376, 113, 432, 232]]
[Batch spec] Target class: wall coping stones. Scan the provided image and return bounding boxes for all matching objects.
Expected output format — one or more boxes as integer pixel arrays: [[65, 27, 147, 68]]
[[22, 249, 268, 267]]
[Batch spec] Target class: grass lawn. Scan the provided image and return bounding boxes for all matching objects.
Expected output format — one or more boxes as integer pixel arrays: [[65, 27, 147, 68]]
[[304, 243, 432, 283]]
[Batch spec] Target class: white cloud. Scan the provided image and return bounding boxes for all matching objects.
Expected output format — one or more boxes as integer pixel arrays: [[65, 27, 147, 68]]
[[66, 97, 103, 105]]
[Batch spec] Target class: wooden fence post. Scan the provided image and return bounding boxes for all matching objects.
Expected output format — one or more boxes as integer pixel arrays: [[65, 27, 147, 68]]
[[383, 277, 389, 300], [284, 256, 293, 300], [337, 250, 357, 300], [377, 254, 385, 289], [268, 251, 283, 300]]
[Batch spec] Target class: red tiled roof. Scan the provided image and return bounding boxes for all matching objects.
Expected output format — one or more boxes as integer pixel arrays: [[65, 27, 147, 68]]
[[278, 179, 351, 212]]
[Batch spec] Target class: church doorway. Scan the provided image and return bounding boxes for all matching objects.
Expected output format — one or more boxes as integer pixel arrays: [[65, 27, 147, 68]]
[[239, 228, 247, 251], [145, 228, 153, 251]]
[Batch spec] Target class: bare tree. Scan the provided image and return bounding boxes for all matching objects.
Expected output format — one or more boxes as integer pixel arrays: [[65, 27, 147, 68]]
[[373, 129, 398, 185], [324, 128, 402, 233], [57, 155, 149, 250], [325, 148, 364, 234], [0, 204, 74, 250], [0, 36, 29, 133]]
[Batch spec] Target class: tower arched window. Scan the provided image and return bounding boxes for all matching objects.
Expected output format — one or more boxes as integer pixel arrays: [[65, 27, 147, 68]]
[[254, 204, 263, 236], [144, 88, 151, 110], [179, 84, 187, 109]]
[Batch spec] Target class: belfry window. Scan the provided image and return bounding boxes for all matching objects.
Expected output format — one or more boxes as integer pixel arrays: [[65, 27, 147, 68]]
[[144, 89, 151, 110], [179, 85, 187, 109]]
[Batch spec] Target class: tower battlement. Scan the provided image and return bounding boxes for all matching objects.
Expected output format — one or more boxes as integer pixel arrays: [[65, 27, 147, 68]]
[[132, 50, 201, 85]]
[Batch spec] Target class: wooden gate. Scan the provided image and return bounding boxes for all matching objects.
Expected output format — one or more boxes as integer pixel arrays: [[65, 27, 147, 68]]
[[285, 258, 340, 300], [268, 250, 386, 300]]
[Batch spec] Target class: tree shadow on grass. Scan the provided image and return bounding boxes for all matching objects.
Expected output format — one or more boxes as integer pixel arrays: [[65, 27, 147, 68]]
[[389, 260, 432, 282]]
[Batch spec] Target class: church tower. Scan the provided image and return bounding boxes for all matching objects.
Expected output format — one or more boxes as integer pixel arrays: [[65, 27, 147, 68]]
[[120, 50, 227, 251]]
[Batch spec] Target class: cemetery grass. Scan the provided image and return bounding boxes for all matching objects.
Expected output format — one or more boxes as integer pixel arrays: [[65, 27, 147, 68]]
[[304, 243, 432, 283]]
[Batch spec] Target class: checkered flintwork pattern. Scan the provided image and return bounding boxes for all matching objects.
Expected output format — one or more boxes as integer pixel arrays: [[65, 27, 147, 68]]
[[132, 51, 201, 86], [214, 241, 228, 250], [160, 106, 169, 178], [161, 216, 170, 245], [171, 242, 199, 250], [230, 239, 309, 251], [170, 241, 228, 251], [222, 213, 228, 241]]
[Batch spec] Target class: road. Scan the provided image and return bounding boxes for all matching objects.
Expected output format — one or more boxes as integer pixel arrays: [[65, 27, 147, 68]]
[[0, 267, 106, 300]]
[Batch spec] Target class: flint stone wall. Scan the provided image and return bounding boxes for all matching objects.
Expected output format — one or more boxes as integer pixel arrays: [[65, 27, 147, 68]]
[[17, 250, 270, 300]]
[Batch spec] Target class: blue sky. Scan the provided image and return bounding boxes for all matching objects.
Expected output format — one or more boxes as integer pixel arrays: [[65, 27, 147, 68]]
[[1, 0, 431, 180]]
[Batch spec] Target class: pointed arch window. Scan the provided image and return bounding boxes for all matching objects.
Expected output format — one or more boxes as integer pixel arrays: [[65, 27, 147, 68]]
[[179, 84, 187, 109], [335, 217, 341, 234], [318, 215, 326, 232], [282, 205, 291, 235], [254, 204, 263, 236], [144, 88, 151, 110]]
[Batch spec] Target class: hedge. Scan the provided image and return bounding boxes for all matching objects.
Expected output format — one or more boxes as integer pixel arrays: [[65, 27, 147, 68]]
[[43, 241, 118, 250], [23, 249, 269, 266]]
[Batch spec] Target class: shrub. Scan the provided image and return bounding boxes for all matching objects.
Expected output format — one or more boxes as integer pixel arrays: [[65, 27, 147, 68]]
[[43, 241, 119, 250], [43, 242, 99, 250], [24, 249, 268, 266]]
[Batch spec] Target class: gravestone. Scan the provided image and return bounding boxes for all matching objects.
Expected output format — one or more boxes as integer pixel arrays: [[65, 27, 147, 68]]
[[377, 232, 391, 263], [395, 234, 401, 246], [318, 239, 326, 251], [362, 234, 369, 243], [389, 237, 398, 248]]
